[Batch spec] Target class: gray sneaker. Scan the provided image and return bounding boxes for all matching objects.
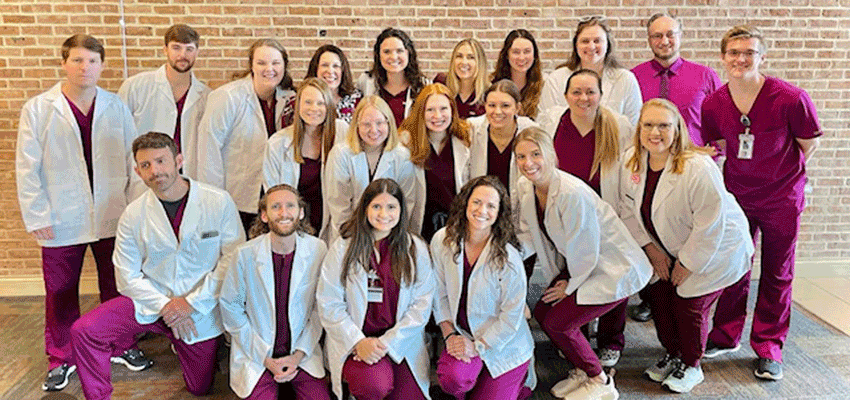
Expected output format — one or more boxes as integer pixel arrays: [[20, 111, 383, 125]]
[[754, 358, 783, 380], [110, 348, 154, 372], [662, 361, 704, 393], [703, 340, 741, 358], [42, 363, 76, 391], [645, 353, 679, 382], [597, 348, 621, 367]]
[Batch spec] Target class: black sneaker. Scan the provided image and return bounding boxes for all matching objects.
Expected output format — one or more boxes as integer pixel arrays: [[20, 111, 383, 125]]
[[703, 339, 741, 358], [628, 301, 652, 322], [42, 363, 76, 391], [754, 358, 783, 380], [110, 348, 154, 372]]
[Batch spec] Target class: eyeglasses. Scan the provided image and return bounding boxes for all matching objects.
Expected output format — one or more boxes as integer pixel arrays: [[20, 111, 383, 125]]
[[641, 122, 673, 133], [358, 119, 389, 131], [649, 31, 680, 41], [724, 49, 760, 59]]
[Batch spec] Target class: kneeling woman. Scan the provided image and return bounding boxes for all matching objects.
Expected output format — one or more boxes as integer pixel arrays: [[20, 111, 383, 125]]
[[620, 99, 753, 393], [515, 127, 651, 400], [431, 176, 534, 399], [317, 178, 434, 400]]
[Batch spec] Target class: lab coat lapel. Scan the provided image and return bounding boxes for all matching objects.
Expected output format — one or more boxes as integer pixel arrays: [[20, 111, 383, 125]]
[[256, 234, 277, 327], [178, 179, 202, 244], [50, 84, 83, 141], [144, 189, 179, 247]]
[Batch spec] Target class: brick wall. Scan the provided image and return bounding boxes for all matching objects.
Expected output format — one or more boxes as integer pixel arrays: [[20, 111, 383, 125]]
[[1, 0, 848, 287]]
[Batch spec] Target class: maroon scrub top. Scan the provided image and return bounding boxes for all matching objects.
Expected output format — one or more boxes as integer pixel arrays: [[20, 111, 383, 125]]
[[456, 251, 475, 333], [65, 94, 95, 192], [362, 238, 399, 337], [434, 73, 485, 119], [422, 142, 456, 240], [259, 95, 277, 138], [272, 250, 295, 357], [640, 167, 668, 256], [379, 87, 408, 128], [298, 157, 323, 234], [554, 109, 601, 196], [487, 134, 515, 193], [700, 76, 822, 212], [173, 88, 189, 154]]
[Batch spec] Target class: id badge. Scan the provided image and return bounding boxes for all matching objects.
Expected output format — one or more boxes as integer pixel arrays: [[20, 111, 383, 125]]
[[367, 269, 383, 303], [737, 130, 754, 159]]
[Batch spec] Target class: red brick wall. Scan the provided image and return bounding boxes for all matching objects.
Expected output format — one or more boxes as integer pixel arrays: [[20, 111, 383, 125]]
[[2, 0, 848, 284]]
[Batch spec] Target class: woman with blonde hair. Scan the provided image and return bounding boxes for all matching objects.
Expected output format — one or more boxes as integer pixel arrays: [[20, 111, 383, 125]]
[[433, 39, 488, 118], [539, 17, 642, 125], [263, 78, 348, 237], [324, 96, 418, 243], [198, 38, 297, 233], [399, 83, 471, 241], [514, 126, 651, 400], [490, 29, 544, 120], [620, 99, 752, 393]]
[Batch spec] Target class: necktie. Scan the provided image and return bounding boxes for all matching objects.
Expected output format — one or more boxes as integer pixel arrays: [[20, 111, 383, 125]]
[[659, 69, 670, 99]]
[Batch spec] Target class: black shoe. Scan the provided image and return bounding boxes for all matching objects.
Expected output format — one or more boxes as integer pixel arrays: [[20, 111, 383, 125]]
[[629, 301, 652, 322], [754, 358, 783, 380], [110, 348, 154, 372], [703, 339, 741, 358], [42, 364, 76, 391]]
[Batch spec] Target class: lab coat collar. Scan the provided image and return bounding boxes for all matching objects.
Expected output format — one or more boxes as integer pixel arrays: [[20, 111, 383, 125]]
[[47, 83, 114, 148], [153, 65, 205, 109], [141, 177, 200, 246]]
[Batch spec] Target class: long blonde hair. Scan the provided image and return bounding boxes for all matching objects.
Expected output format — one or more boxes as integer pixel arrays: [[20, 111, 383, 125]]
[[292, 78, 338, 164], [346, 95, 401, 153], [566, 69, 621, 177], [399, 84, 471, 168], [445, 38, 488, 106], [626, 99, 709, 174]]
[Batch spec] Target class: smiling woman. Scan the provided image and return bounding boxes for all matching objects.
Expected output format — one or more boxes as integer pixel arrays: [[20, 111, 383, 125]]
[[490, 29, 543, 120]]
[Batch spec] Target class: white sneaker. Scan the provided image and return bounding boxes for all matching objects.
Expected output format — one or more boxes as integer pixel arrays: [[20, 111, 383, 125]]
[[644, 354, 679, 382], [562, 374, 619, 400], [551, 368, 587, 398], [597, 348, 621, 367], [662, 362, 704, 393]]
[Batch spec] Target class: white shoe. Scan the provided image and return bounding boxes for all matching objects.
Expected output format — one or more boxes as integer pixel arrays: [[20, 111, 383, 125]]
[[597, 348, 621, 367], [662, 362, 704, 393], [644, 354, 679, 382], [551, 368, 587, 398], [562, 374, 619, 400]]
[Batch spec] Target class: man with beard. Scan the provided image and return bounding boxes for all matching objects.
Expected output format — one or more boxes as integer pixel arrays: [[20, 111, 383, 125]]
[[119, 24, 210, 179], [219, 184, 331, 399], [629, 13, 723, 323], [632, 13, 722, 147], [71, 132, 244, 399]]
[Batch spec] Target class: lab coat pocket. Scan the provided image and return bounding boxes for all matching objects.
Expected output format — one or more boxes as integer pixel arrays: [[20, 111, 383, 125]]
[[190, 231, 221, 269], [51, 184, 87, 224]]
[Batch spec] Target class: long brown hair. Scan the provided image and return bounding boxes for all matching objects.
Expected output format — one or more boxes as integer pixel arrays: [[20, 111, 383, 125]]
[[292, 78, 338, 164], [626, 99, 709, 174], [368, 28, 426, 99], [305, 44, 356, 98], [232, 38, 294, 91], [248, 184, 315, 239], [443, 176, 520, 270], [445, 38, 489, 106], [399, 83, 471, 168], [490, 29, 543, 119], [340, 179, 416, 286], [565, 69, 621, 177], [562, 17, 622, 71]]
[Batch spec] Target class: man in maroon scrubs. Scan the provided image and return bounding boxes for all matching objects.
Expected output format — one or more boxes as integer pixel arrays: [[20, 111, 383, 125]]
[[700, 25, 821, 381], [15, 34, 149, 392]]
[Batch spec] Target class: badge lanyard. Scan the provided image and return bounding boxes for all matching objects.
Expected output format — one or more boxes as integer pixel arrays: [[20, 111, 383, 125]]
[[737, 114, 754, 159], [367, 268, 383, 303]]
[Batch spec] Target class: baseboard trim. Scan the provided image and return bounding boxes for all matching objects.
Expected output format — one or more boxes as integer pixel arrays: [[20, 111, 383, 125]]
[[0, 259, 846, 297]]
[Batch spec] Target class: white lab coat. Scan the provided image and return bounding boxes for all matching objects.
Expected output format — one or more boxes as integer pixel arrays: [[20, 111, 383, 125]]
[[430, 229, 535, 381], [519, 170, 652, 305], [113, 178, 245, 343], [16, 83, 141, 247], [355, 73, 431, 123], [219, 232, 327, 398], [618, 149, 754, 297], [196, 76, 296, 213], [467, 115, 539, 214], [317, 236, 434, 400], [262, 121, 349, 239], [539, 67, 642, 126], [539, 105, 634, 210], [118, 65, 211, 179], [410, 135, 471, 236], [323, 142, 418, 243]]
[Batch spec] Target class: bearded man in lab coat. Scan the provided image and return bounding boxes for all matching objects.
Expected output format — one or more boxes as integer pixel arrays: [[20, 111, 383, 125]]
[[70, 132, 245, 400], [118, 24, 210, 179], [219, 184, 331, 399], [15, 33, 149, 392]]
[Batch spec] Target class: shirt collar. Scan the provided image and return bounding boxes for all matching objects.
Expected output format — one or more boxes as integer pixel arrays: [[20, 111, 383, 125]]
[[650, 57, 684, 76]]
